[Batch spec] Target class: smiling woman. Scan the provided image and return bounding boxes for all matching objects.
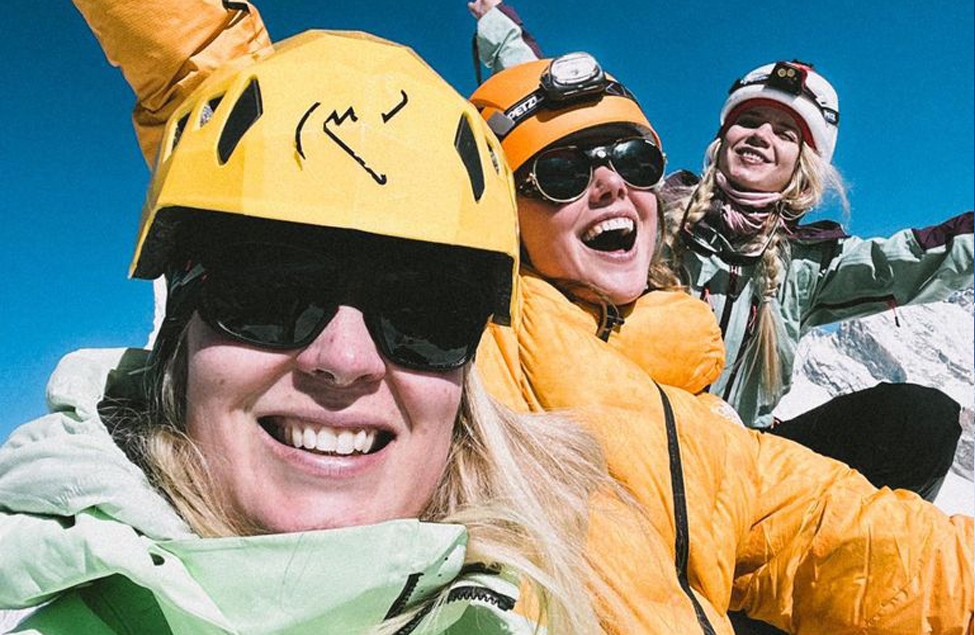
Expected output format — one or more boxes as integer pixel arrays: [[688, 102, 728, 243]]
[[666, 61, 973, 512], [466, 13, 973, 630], [716, 106, 803, 194], [471, 56, 680, 310], [0, 26, 617, 635], [156, 235, 486, 534]]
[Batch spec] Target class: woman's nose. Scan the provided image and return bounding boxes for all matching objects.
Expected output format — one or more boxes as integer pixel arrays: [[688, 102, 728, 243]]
[[294, 305, 386, 387], [588, 164, 627, 204], [746, 123, 775, 145]]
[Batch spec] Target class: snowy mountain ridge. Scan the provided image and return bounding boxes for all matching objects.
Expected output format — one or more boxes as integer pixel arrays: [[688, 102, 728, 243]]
[[775, 288, 974, 515]]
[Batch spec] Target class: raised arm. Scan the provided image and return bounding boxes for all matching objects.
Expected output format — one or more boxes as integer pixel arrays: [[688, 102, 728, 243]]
[[802, 211, 974, 330], [470, 1, 542, 74], [72, 0, 273, 166]]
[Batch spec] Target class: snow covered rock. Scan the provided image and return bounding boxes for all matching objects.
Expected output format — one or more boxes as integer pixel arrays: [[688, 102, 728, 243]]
[[774, 288, 974, 515]]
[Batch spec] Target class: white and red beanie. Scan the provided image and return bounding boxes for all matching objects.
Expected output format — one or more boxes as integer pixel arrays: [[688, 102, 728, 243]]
[[719, 61, 839, 163]]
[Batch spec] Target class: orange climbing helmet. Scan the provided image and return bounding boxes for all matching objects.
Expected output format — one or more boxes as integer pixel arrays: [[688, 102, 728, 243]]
[[470, 52, 660, 172]]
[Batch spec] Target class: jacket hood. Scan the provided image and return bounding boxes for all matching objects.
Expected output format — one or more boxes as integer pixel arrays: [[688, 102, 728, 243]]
[[0, 348, 526, 634], [0, 348, 191, 539]]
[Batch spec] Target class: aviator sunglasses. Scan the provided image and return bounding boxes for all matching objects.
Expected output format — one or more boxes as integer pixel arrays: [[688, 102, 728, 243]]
[[180, 244, 493, 372], [518, 137, 665, 204]]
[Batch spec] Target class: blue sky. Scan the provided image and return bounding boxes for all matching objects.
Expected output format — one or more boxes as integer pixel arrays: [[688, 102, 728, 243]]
[[1, 1, 972, 439]]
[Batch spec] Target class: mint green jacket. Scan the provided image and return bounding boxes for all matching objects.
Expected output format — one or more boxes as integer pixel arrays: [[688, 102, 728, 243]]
[[681, 214, 974, 427], [0, 349, 531, 634], [474, 6, 539, 71]]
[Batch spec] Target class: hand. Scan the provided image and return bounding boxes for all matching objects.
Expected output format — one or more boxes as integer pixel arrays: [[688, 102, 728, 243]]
[[467, 0, 502, 19]]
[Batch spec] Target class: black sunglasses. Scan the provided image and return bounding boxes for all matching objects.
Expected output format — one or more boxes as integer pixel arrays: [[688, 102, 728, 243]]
[[184, 245, 492, 373], [518, 137, 665, 204]]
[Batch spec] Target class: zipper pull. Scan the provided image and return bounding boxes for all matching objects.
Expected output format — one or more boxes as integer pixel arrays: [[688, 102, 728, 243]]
[[886, 297, 901, 327], [596, 303, 624, 341], [726, 265, 743, 301]]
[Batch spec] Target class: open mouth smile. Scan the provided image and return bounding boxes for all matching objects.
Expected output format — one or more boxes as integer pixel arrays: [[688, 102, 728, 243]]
[[581, 216, 637, 253], [260, 417, 394, 457], [736, 147, 770, 164]]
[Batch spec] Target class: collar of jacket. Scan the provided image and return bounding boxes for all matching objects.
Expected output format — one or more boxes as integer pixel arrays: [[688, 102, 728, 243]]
[[2, 508, 521, 633], [789, 219, 849, 244], [520, 274, 724, 394], [662, 169, 849, 247]]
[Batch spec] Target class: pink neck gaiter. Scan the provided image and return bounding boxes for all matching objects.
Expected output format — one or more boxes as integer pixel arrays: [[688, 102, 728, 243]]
[[714, 171, 783, 236]]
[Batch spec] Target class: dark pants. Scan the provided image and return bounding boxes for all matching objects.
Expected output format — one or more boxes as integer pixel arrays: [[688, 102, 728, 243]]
[[769, 382, 961, 501], [730, 383, 962, 634]]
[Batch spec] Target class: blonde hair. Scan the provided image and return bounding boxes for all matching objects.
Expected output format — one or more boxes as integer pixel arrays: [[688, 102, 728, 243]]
[[666, 138, 847, 400], [111, 326, 619, 634], [647, 194, 684, 291]]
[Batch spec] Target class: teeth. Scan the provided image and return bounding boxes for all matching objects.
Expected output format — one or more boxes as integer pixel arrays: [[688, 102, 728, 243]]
[[315, 428, 338, 452], [283, 422, 378, 455], [738, 148, 766, 163], [336, 431, 355, 455], [354, 429, 369, 452], [582, 217, 634, 243]]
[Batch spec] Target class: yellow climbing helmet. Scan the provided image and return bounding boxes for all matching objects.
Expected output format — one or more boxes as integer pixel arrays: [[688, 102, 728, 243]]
[[470, 53, 660, 173], [133, 30, 519, 323]]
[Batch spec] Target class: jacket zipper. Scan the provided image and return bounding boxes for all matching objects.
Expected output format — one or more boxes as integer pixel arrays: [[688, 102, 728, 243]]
[[385, 572, 423, 620], [657, 384, 718, 635], [721, 296, 760, 403], [444, 585, 516, 610], [596, 301, 625, 341], [393, 583, 515, 634]]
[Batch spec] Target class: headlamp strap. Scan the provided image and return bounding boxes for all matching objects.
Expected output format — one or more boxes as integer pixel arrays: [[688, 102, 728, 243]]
[[485, 80, 637, 141], [729, 60, 839, 127]]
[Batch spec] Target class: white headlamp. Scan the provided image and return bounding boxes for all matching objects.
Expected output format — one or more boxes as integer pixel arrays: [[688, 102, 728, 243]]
[[540, 52, 608, 103]]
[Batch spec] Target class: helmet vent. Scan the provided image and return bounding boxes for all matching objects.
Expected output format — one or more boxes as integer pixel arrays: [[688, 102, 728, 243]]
[[453, 115, 485, 202], [218, 79, 263, 165], [486, 142, 501, 174], [171, 112, 191, 154], [199, 95, 224, 128]]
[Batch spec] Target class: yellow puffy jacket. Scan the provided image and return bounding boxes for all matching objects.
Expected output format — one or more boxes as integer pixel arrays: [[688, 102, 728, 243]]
[[74, 0, 273, 166], [478, 274, 974, 634], [75, 2, 975, 632]]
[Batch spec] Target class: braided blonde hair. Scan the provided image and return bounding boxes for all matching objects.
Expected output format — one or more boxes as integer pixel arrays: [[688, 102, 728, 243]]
[[666, 138, 847, 400]]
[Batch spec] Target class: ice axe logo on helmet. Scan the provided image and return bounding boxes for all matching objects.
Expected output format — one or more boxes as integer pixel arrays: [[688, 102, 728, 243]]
[[294, 89, 410, 186]]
